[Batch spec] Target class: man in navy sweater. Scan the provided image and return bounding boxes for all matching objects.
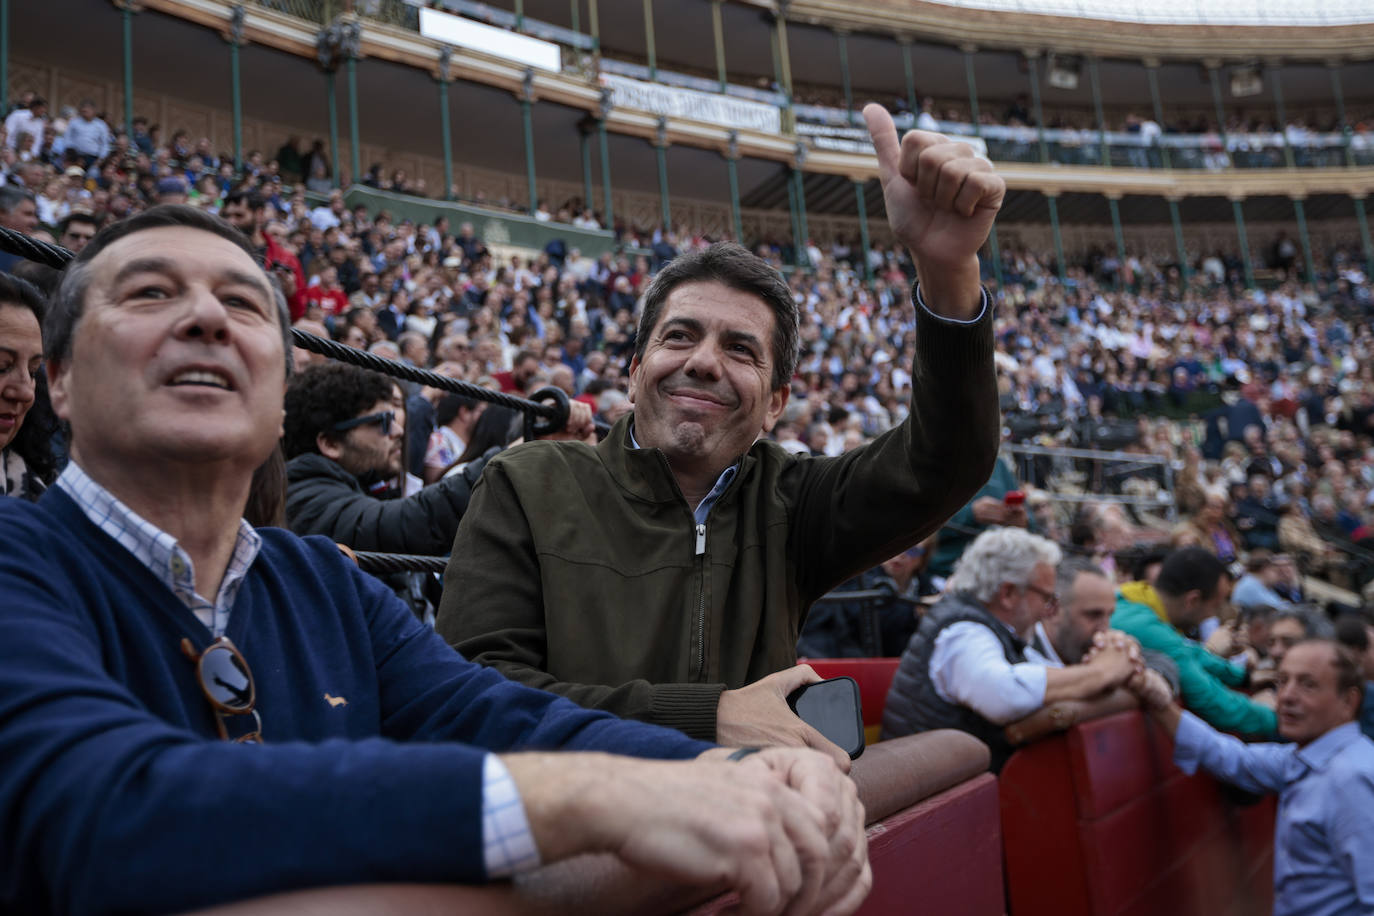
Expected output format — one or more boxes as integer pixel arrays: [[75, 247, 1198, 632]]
[[0, 206, 868, 916]]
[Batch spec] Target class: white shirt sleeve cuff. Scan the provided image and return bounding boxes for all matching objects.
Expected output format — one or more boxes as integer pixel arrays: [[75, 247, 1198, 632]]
[[481, 754, 541, 879]]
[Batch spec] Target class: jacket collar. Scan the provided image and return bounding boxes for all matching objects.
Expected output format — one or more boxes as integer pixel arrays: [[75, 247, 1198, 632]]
[[597, 414, 754, 507]]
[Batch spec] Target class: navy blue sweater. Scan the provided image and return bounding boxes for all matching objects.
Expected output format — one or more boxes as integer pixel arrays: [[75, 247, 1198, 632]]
[[0, 488, 710, 915]]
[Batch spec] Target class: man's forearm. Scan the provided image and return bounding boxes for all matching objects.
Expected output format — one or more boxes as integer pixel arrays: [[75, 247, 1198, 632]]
[[1043, 663, 1118, 705]]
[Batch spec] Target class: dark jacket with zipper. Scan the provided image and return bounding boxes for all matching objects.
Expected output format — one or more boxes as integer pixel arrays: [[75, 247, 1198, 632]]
[[436, 289, 1000, 741]]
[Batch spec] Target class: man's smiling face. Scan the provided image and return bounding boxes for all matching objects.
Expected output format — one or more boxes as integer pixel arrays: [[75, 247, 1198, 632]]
[[628, 280, 788, 480]]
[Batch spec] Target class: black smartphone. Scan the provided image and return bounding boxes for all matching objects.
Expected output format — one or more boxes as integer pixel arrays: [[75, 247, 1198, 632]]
[[786, 676, 865, 760]]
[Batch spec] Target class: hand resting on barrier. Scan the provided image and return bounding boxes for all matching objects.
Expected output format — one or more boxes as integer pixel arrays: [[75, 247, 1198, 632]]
[[502, 746, 869, 916], [715, 665, 853, 771]]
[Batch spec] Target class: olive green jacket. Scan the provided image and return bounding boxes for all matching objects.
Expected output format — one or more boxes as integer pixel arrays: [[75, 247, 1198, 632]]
[[437, 291, 999, 740]]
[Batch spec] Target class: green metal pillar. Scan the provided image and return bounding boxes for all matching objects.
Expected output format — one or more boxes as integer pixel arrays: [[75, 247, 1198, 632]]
[[1027, 52, 1048, 163], [711, 0, 728, 92], [1272, 65, 1294, 169], [326, 70, 340, 187], [1206, 63, 1228, 151], [580, 129, 593, 213], [1230, 197, 1253, 288], [1107, 196, 1126, 289], [344, 21, 361, 185], [900, 38, 916, 116], [514, 0, 524, 30], [520, 72, 537, 215], [963, 46, 982, 138], [654, 118, 670, 229], [854, 179, 872, 286], [1353, 196, 1374, 279], [0, 0, 8, 114], [1167, 198, 1189, 286], [1329, 62, 1354, 167], [1089, 57, 1109, 166], [775, 13, 794, 131], [642, 0, 656, 82], [588, 0, 600, 55], [569, 0, 579, 36], [121, 3, 135, 136], [793, 159, 809, 268], [1145, 61, 1172, 169], [785, 168, 800, 265], [1047, 194, 1066, 286], [437, 48, 453, 200], [725, 132, 743, 242], [597, 90, 613, 229], [836, 31, 854, 126], [229, 5, 245, 169], [1292, 197, 1315, 286]]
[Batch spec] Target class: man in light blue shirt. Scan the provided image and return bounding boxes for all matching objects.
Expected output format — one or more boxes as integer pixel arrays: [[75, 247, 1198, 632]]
[[61, 100, 112, 167], [1135, 638, 1374, 916]]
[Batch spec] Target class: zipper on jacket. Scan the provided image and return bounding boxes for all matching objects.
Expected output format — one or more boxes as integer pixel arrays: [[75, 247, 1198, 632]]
[[694, 523, 707, 679]]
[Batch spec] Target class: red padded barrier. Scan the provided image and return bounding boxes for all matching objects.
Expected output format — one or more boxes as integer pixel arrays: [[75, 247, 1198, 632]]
[[861, 773, 1004, 916], [1001, 709, 1276, 916], [804, 658, 900, 728], [693, 772, 1005, 916]]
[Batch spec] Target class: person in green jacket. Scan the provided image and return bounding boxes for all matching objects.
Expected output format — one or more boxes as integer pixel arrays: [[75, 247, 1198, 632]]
[[1112, 546, 1277, 738], [438, 104, 1007, 757]]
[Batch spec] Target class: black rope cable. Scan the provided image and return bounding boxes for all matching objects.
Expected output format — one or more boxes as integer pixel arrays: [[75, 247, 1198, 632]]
[[353, 552, 450, 576], [0, 225, 575, 436]]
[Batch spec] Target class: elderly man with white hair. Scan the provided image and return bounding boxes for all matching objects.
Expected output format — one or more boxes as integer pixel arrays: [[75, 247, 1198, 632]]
[[882, 527, 1141, 770]]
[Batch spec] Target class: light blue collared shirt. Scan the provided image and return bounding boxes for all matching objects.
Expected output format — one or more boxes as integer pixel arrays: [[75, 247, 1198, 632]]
[[1173, 711, 1374, 916]]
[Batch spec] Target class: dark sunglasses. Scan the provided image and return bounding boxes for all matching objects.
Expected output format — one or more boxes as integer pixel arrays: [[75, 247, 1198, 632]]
[[332, 410, 395, 436], [180, 637, 263, 743]]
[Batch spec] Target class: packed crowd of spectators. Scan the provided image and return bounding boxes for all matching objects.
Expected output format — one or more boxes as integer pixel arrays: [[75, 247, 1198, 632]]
[[2, 87, 1374, 915], [0, 93, 1370, 608]]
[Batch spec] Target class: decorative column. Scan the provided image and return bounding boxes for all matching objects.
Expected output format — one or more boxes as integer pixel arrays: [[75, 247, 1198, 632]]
[[899, 37, 916, 116], [1352, 194, 1374, 279], [1105, 191, 1126, 290], [792, 143, 809, 268], [437, 47, 453, 200], [854, 179, 872, 286], [1166, 196, 1190, 286], [1088, 56, 1109, 166], [342, 19, 362, 185], [117, 0, 139, 136], [514, 0, 524, 30], [654, 117, 670, 229], [0, 0, 8, 114], [1205, 60, 1228, 151], [1271, 63, 1294, 169], [962, 45, 982, 137], [1230, 194, 1254, 288], [773, 4, 795, 133], [228, 4, 245, 169], [519, 68, 537, 215], [711, 0, 728, 93], [642, 0, 656, 82], [1026, 50, 1048, 163], [1291, 195, 1316, 286], [1328, 60, 1354, 167], [836, 30, 854, 127], [725, 131, 743, 242], [1046, 191, 1066, 286], [597, 87, 614, 229], [578, 116, 594, 213], [316, 27, 341, 188], [588, 0, 600, 58], [1145, 59, 1172, 169]]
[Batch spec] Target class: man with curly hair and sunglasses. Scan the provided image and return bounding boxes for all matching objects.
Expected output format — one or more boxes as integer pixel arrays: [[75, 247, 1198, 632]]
[[0, 206, 869, 916]]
